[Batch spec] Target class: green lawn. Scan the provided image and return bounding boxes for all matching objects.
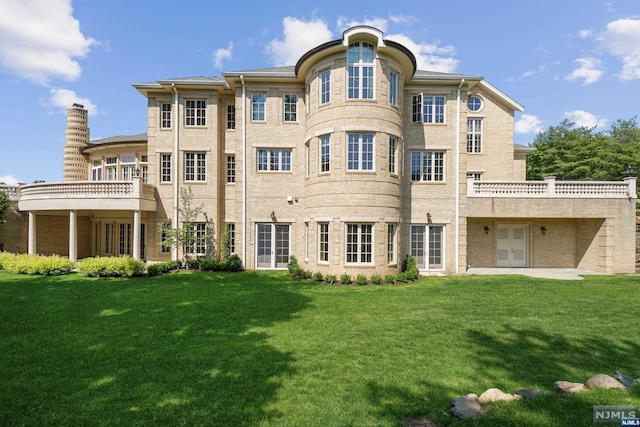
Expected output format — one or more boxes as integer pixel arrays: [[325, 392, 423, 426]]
[[0, 270, 639, 426]]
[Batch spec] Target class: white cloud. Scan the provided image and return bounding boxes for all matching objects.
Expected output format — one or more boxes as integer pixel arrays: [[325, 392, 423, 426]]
[[564, 57, 603, 84], [0, 175, 20, 186], [265, 17, 333, 67], [43, 88, 98, 116], [564, 110, 608, 128], [385, 33, 458, 73], [388, 14, 418, 25], [336, 16, 389, 33], [515, 114, 544, 134], [213, 42, 233, 69], [0, 0, 96, 85], [599, 18, 640, 80], [578, 30, 592, 39]]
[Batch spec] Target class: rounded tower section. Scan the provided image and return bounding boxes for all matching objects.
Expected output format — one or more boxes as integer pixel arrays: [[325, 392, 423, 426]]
[[63, 103, 90, 181], [295, 26, 416, 275]]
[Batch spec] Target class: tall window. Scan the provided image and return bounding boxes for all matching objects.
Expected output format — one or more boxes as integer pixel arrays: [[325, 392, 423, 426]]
[[318, 222, 329, 263], [389, 72, 398, 105], [185, 152, 206, 182], [467, 118, 483, 153], [347, 42, 375, 99], [119, 223, 132, 255], [347, 42, 374, 99], [91, 161, 102, 181], [185, 100, 206, 126], [320, 70, 331, 104], [346, 223, 373, 264], [121, 155, 136, 181], [387, 223, 396, 264], [320, 135, 330, 173], [226, 155, 236, 183], [160, 223, 171, 253], [389, 137, 397, 174], [257, 149, 291, 171], [252, 93, 266, 121], [161, 103, 172, 129], [104, 223, 113, 255], [140, 155, 148, 183], [347, 133, 374, 171], [411, 151, 445, 182], [226, 223, 235, 254], [161, 154, 171, 183], [411, 95, 446, 123], [105, 157, 117, 181], [410, 225, 444, 270], [283, 94, 297, 122], [227, 105, 235, 129], [187, 223, 207, 256]]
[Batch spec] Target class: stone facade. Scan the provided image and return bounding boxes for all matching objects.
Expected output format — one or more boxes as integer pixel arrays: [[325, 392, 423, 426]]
[[0, 25, 636, 274]]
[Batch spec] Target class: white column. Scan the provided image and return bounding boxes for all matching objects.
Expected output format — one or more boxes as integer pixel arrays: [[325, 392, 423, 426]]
[[133, 210, 141, 260], [28, 211, 36, 255], [69, 210, 77, 262]]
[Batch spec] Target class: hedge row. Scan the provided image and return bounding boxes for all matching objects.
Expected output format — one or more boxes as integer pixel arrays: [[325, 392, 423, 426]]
[[0, 253, 74, 276]]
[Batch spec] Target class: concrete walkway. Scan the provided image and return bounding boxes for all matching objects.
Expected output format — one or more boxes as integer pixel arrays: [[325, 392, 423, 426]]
[[466, 267, 610, 280]]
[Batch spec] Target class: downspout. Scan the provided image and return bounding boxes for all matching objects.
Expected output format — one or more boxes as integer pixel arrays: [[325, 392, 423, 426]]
[[240, 75, 247, 268], [455, 79, 465, 274], [172, 84, 179, 261]]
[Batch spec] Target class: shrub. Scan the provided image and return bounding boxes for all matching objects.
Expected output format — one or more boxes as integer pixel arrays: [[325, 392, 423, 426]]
[[385, 274, 397, 285], [77, 256, 145, 278], [396, 272, 408, 283], [325, 274, 337, 285], [224, 254, 243, 272], [147, 260, 182, 277], [287, 255, 299, 274], [0, 253, 74, 275], [340, 273, 352, 285], [406, 267, 420, 280], [301, 270, 313, 280], [147, 264, 160, 277], [371, 274, 382, 285], [313, 271, 324, 282], [355, 274, 367, 286], [198, 258, 220, 271]]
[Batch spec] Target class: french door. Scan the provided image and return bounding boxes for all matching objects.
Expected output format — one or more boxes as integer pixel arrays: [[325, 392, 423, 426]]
[[256, 224, 290, 269], [497, 225, 528, 267], [410, 225, 444, 270]]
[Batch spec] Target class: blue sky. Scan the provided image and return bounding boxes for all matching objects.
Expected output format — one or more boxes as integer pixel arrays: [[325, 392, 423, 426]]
[[0, 0, 638, 185]]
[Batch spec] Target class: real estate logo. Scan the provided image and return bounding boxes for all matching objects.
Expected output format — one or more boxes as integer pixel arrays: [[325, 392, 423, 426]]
[[592, 406, 638, 425]]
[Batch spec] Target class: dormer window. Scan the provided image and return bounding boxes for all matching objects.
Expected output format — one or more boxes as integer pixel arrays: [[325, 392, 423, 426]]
[[347, 42, 375, 99]]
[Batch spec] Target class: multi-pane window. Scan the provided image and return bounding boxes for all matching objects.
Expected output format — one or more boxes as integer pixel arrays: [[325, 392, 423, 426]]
[[467, 172, 483, 181], [467, 95, 483, 112], [411, 95, 446, 123], [320, 70, 331, 104], [410, 225, 444, 270], [160, 223, 171, 253], [346, 223, 373, 264], [283, 94, 297, 122], [347, 42, 375, 99], [467, 118, 483, 153], [185, 100, 206, 126], [387, 223, 396, 264], [257, 149, 291, 171], [105, 157, 117, 181], [161, 154, 171, 183], [305, 143, 310, 177], [227, 155, 236, 183], [187, 223, 207, 256], [121, 155, 136, 181], [119, 223, 132, 255], [161, 103, 172, 128], [140, 155, 148, 183], [104, 223, 113, 255], [389, 137, 397, 174], [184, 152, 206, 182], [389, 72, 398, 105], [347, 133, 374, 171], [318, 222, 329, 263], [320, 135, 330, 173], [252, 93, 266, 121], [91, 161, 102, 181], [226, 223, 235, 254], [227, 105, 235, 129], [411, 151, 445, 182]]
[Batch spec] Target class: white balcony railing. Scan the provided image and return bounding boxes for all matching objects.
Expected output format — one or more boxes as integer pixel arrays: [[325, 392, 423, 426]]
[[468, 176, 637, 199], [17, 180, 156, 201], [0, 185, 20, 201]]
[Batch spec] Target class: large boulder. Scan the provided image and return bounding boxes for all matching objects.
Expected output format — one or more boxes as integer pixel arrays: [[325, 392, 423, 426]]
[[554, 381, 586, 395], [479, 388, 519, 403], [586, 374, 627, 390], [515, 389, 551, 399], [450, 394, 484, 419]]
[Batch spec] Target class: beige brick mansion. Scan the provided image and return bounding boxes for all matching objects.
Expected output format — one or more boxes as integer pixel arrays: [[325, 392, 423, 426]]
[[1, 26, 636, 275]]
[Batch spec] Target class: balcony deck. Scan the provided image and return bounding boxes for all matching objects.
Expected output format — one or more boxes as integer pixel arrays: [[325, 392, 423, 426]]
[[5, 180, 157, 212]]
